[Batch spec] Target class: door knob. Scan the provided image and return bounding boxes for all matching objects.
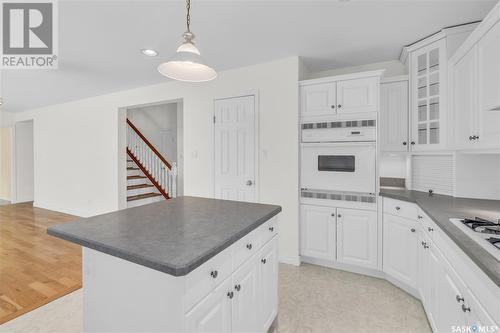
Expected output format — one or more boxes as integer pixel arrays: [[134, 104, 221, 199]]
[[246, 180, 253, 186]]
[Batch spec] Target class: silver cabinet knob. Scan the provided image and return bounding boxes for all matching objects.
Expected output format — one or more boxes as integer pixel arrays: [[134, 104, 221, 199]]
[[235, 284, 241, 292], [410, 228, 416, 233], [210, 270, 218, 279], [227, 291, 234, 299], [418, 215, 423, 219], [428, 227, 434, 232], [461, 304, 471, 312], [395, 206, 401, 211], [337, 214, 342, 218], [331, 213, 336, 217], [456, 295, 464, 303], [261, 258, 267, 264], [246, 180, 253, 186], [246, 243, 252, 250]]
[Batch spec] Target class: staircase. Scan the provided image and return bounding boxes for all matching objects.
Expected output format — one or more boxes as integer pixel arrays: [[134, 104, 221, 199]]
[[126, 119, 177, 208]]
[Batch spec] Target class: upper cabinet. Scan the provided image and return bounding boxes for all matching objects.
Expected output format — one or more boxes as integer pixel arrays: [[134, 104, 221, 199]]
[[401, 23, 477, 151], [300, 71, 383, 123], [380, 77, 409, 152], [449, 4, 500, 151]]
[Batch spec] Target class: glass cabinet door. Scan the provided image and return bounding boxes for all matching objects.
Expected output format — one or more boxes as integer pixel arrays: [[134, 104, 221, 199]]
[[411, 40, 446, 149]]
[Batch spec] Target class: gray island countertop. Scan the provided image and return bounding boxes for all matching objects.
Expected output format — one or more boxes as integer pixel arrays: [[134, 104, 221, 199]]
[[380, 188, 500, 287], [48, 196, 282, 276]]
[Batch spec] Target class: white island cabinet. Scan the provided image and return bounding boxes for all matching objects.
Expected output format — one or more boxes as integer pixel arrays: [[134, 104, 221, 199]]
[[83, 217, 279, 333]]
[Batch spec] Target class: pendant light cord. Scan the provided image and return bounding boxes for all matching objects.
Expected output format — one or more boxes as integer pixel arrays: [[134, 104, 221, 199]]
[[186, 0, 191, 32]]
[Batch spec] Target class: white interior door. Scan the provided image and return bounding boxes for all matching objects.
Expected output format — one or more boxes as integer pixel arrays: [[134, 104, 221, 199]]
[[214, 95, 256, 202]]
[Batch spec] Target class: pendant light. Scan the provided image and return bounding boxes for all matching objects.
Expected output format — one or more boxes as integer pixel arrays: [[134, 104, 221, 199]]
[[158, 0, 217, 82]]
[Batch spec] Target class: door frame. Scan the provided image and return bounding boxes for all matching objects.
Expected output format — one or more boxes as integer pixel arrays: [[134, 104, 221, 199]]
[[212, 91, 260, 202], [11, 119, 35, 204]]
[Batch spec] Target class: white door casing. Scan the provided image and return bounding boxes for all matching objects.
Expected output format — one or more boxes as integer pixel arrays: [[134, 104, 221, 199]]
[[214, 95, 256, 202]]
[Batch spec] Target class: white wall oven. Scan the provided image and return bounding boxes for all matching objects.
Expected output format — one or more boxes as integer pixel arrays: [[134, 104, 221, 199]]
[[301, 142, 376, 194]]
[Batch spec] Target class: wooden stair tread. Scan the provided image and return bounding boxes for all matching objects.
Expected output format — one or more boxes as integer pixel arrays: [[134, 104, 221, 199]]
[[127, 192, 162, 201], [127, 175, 147, 180], [127, 184, 153, 190]]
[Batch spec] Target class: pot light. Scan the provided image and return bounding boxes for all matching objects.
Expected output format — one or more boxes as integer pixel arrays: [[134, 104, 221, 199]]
[[141, 49, 158, 57], [157, 0, 216, 82]]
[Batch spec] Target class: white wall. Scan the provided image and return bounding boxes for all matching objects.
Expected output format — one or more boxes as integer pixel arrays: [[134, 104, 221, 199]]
[[9, 57, 301, 265], [127, 103, 178, 164], [455, 154, 500, 200], [0, 127, 12, 200], [379, 152, 407, 179], [13, 120, 34, 203], [308, 60, 407, 80]]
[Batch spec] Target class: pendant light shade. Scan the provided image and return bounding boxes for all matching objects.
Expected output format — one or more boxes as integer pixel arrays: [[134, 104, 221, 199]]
[[158, 1, 217, 82]]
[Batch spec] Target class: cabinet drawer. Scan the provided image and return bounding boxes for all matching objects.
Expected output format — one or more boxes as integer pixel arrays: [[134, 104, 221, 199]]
[[383, 197, 418, 220], [184, 246, 233, 313], [232, 225, 264, 271], [261, 216, 279, 246]]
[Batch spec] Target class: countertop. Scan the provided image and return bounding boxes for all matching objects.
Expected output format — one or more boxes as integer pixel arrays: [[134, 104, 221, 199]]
[[380, 188, 500, 287], [48, 196, 282, 276]]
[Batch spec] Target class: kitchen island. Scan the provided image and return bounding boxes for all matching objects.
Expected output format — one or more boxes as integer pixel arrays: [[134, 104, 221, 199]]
[[48, 196, 282, 333]]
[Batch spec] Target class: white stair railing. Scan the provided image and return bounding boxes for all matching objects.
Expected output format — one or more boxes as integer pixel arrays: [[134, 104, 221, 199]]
[[127, 119, 177, 199]]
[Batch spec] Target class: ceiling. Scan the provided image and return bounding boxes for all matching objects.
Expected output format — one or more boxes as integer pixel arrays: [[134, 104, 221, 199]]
[[1, 0, 496, 113]]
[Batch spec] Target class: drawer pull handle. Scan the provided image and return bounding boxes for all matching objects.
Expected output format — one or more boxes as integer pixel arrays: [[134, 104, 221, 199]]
[[210, 270, 218, 279], [246, 243, 252, 250], [461, 304, 471, 313], [227, 291, 234, 299], [261, 258, 267, 264], [428, 227, 434, 232], [235, 284, 241, 292], [350, 131, 361, 135], [269, 227, 274, 232], [410, 228, 415, 233], [395, 206, 401, 211], [456, 295, 464, 303]]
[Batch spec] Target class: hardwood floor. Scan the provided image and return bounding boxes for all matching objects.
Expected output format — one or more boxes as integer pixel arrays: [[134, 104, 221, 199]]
[[0, 202, 82, 324]]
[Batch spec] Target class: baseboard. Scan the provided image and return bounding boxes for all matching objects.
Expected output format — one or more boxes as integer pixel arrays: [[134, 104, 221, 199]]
[[279, 255, 301, 266], [300, 255, 385, 279], [33, 201, 91, 218]]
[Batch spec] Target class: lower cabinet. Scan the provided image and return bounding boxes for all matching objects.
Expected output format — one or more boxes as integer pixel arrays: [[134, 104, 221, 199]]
[[383, 198, 498, 331], [186, 237, 278, 333], [300, 204, 378, 270], [186, 278, 233, 333], [336, 208, 378, 269], [383, 214, 419, 289]]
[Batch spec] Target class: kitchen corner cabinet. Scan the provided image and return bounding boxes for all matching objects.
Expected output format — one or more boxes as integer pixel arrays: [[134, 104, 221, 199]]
[[300, 204, 378, 270], [300, 72, 381, 122], [409, 39, 447, 151], [450, 21, 500, 150], [380, 78, 409, 152], [383, 214, 418, 289]]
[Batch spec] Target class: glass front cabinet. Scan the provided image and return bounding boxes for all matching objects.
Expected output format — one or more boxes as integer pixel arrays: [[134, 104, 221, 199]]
[[409, 39, 447, 150]]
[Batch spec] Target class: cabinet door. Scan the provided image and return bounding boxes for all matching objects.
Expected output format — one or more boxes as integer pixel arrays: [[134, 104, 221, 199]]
[[380, 80, 409, 151], [336, 77, 378, 114], [432, 251, 466, 333], [410, 39, 446, 150], [477, 22, 500, 149], [382, 214, 418, 289], [301, 82, 336, 119], [452, 48, 477, 149], [258, 237, 278, 333], [300, 204, 336, 261], [336, 208, 377, 269], [232, 256, 259, 333], [185, 278, 232, 333]]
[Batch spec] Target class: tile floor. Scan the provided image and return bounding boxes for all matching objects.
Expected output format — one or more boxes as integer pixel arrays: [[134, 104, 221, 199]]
[[0, 263, 431, 333]]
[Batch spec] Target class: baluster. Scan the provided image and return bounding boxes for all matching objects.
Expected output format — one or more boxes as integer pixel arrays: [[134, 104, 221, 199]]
[[172, 162, 177, 198]]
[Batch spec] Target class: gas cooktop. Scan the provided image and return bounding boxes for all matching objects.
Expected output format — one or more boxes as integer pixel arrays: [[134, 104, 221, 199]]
[[449, 217, 500, 261]]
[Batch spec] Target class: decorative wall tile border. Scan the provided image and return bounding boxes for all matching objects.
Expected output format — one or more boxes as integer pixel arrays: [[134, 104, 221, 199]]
[[302, 119, 376, 130], [301, 189, 376, 203]]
